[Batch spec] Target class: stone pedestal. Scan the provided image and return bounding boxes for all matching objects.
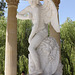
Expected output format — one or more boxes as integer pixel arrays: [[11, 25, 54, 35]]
[[5, 0, 19, 75]]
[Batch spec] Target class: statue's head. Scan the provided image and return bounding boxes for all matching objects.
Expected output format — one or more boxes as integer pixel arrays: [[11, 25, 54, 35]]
[[25, 0, 39, 5]]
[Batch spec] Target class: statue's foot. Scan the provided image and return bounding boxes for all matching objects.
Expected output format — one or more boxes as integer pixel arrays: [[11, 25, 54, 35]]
[[29, 69, 42, 75], [36, 69, 42, 74]]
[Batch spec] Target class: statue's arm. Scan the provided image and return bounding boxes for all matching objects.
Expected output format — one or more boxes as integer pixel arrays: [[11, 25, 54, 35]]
[[16, 6, 32, 20], [16, 13, 32, 20]]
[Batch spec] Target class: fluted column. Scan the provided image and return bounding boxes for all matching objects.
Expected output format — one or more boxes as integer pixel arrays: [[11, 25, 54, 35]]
[[5, 0, 19, 75]]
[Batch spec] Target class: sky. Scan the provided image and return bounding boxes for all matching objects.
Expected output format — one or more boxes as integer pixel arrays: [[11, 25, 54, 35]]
[[4, 0, 75, 25], [59, 0, 75, 24]]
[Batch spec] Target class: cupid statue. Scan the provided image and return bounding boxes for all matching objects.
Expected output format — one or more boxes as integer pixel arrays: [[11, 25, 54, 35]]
[[16, 0, 60, 75]]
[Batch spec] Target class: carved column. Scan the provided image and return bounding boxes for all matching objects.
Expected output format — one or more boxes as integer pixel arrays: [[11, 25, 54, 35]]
[[5, 0, 19, 75]]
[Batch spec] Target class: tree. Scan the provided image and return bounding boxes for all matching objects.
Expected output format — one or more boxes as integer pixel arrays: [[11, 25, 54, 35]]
[[0, 16, 6, 75], [60, 18, 75, 75], [17, 19, 32, 75], [17, 19, 32, 58], [17, 55, 28, 75], [0, 0, 6, 17]]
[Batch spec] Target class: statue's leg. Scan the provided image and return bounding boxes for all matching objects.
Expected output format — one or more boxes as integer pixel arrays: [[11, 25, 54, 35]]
[[28, 35, 43, 74], [28, 29, 48, 74]]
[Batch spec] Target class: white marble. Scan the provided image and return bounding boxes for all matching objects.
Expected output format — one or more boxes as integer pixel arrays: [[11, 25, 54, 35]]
[[54, 61, 63, 75], [16, 0, 62, 75], [29, 37, 60, 75]]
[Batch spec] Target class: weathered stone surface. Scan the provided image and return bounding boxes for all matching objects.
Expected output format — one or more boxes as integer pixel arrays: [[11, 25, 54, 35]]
[[29, 37, 60, 75]]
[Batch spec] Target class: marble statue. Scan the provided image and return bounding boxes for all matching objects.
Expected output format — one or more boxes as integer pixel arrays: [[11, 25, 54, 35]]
[[16, 0, 62, 75]]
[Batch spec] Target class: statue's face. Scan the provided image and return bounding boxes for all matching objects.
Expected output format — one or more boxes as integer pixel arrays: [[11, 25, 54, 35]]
[[29, 0, 39, 5]]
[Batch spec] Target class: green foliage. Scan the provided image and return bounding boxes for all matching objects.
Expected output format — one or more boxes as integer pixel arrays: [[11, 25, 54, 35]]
[[17, 55, 28, 75], [0, 0, 6, 17], [60, 18, 75, 75], [0, 16, 6, 75], [17, 19, 32, 58]]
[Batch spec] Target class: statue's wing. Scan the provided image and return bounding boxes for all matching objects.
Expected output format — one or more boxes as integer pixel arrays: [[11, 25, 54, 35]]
[[40, 0, 60, 32]]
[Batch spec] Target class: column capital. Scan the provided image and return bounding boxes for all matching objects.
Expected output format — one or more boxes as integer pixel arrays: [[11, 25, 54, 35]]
[[52, 0, 60, 10], [40, 0, 60, 10], [6, 0, 19, 6]]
